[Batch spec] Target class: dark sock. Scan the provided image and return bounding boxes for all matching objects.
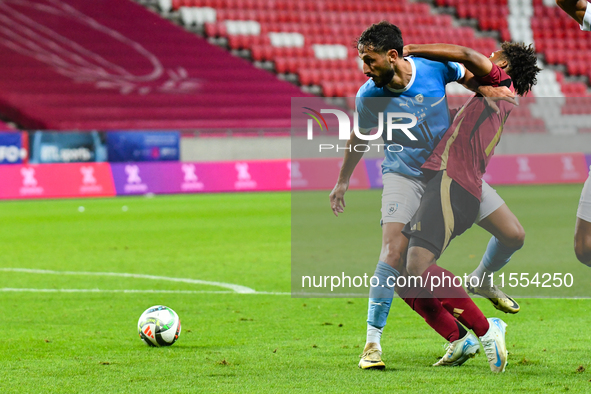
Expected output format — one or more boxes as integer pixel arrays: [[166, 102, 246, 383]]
[[455, 320, 468, 339], [398, 278, 463, 342], [425, 265, 490, 337]]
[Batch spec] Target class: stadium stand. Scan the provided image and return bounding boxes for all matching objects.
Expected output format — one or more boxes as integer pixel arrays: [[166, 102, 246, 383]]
[[0, 123, 14, 131], [0, 0, 305, 130], [0, 120, 14, 130], [439, 0, 591, 90], [436, 0, 512, 42], [169, 0, 561, 134], [0, 0, 588, 135], [183, 0, 498, 97], [532, 0, 591, 81]]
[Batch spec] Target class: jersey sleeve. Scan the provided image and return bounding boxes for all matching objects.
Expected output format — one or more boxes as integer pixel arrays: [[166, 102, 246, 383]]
[[443, 61, 466, 84], [581, 2, 591, 31], [475, 63, 503, 87]]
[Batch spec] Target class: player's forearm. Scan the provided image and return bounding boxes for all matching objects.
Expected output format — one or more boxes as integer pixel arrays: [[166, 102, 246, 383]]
[[462, 68, 516, 107], [405, 44, 492, 77], [462, 70, 485, 95], [337, 132, 365, 184], [405, 43, 472, 62]]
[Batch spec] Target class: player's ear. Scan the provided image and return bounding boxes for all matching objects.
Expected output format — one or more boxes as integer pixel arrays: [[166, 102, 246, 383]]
[[498, 54, 509, 70], [386, 49, 398, 64]]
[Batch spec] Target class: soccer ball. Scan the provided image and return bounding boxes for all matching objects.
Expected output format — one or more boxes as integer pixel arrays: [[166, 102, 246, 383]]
[[137, 305, 181, 347]]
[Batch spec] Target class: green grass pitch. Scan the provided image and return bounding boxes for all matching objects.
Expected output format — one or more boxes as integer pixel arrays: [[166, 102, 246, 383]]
[[1, 185, 590, 393]]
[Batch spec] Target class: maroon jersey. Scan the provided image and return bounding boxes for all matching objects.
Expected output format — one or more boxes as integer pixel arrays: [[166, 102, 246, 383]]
[[422, 64, 514, 200]]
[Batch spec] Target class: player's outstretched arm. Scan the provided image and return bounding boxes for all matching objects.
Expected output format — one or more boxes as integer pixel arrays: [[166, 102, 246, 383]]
[[329, 131, 366, 217], [404, 43, 493, 77], [556, 0, 588, 25], [404, 44, 517, 111]]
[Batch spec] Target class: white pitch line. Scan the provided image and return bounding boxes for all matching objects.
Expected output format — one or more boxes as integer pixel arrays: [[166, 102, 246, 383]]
[[0, 288, 291, 295], [0, 288, 233, 294], [0, 268, 256, 294], [0, 288, 587, 298]]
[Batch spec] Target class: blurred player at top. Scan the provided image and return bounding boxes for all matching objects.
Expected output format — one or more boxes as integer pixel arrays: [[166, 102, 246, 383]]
[[556, 0, 591, 30]]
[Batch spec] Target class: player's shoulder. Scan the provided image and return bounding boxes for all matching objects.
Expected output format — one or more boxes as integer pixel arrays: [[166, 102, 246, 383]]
[[409, 56, 464, 87], [480, 63, 513, 89], [411, 57, 464, 85]]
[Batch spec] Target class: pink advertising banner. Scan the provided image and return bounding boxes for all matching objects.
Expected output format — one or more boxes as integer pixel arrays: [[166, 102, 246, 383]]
[[0, 154, 587, 200], [289, 158, 370, 191], [0, 162, 115, 199], [482, 153, 588, 185], [110, 160, 291, 195]]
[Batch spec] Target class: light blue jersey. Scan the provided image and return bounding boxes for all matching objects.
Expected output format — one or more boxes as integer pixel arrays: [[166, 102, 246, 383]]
[[356, 57, 464, 179]]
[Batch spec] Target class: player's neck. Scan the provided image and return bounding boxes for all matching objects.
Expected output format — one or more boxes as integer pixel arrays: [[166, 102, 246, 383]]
[[387, 59, 412, 90]]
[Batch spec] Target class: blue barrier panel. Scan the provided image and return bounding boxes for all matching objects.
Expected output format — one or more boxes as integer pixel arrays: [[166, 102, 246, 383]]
[[30, 131, 106, 164], [106, 131, 180, 162], [0, 131, 27, 164]]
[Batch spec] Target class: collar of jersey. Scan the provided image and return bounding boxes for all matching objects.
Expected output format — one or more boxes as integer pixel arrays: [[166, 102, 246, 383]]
[[385, 57, 416, 94]]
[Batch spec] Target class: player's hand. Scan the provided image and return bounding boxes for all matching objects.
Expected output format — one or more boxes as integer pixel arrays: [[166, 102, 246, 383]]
[[478, 85, 519, 114], [329, 182, 349, 217]]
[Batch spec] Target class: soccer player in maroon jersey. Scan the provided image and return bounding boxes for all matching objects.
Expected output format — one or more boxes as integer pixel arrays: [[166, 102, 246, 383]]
[[398, 42, 540, 372]]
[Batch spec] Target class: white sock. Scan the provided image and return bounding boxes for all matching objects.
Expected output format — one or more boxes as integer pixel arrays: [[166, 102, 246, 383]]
[[470, 260, 494, 286], [366, 324, 383, 351]]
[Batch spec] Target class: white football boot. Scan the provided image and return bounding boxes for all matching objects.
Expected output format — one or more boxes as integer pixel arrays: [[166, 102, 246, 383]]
[[479, 317, 508, 373], [433, 332, 480, 367]]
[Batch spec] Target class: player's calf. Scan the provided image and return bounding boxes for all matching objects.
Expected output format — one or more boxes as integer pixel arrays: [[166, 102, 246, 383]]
[[468, 235, 522, 313], [574, 218, 591, 266], [575, 245, 591, 266]]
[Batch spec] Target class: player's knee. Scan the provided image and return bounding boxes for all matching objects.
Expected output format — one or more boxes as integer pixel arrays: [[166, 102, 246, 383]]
[[574, 239, 591, 266], [379, 245, 405, 272], [500, 221, 525, 249], [509, 223, 525, 249]]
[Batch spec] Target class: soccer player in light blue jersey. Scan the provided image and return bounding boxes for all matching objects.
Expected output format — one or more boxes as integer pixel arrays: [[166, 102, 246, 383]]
[[355, 57, 464, 180], [328, 21, 525, 370]]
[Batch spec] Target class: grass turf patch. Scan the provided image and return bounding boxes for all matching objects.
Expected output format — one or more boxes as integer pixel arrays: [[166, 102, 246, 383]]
[[0, 187, 590, 393]]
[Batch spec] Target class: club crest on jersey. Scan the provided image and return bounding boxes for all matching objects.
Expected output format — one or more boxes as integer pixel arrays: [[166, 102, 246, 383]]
[[387, 203, 399, 216], [415, 94, 424, 103]]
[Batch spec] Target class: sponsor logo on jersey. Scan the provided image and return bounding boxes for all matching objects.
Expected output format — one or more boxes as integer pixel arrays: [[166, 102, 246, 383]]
[[387, 203, 399, 216]]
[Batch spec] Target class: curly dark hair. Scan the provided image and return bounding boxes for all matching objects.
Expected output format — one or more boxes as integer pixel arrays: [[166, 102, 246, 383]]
[[500, 42, 541, 96], [356, 21, 403, 55]]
